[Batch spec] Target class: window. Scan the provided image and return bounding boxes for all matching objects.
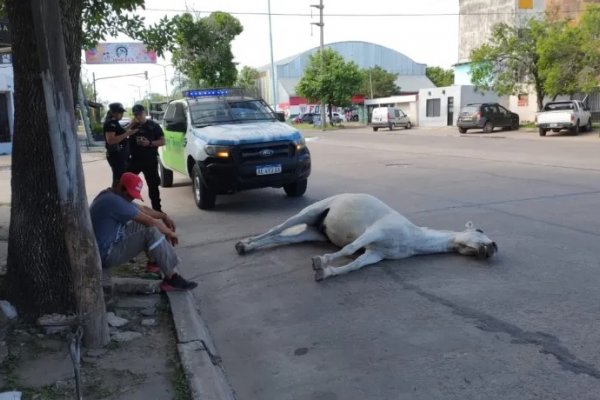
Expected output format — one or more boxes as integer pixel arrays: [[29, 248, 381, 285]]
[[426, 99, 441, 117]]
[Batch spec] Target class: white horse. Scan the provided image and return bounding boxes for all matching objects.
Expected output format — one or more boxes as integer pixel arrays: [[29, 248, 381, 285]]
[[235, 193, 497, 281]]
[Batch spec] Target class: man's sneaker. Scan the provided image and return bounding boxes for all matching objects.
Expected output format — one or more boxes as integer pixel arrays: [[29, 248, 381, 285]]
[[146, 262, 161, 274], [160, 274, 198, 292]]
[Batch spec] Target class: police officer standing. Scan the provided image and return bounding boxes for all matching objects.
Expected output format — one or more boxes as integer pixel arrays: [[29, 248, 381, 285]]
[[128, 104, 165, 212], [104, 102, 138, 186]]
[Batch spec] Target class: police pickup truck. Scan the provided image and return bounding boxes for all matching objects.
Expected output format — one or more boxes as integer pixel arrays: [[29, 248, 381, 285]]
[[158, 89, 311, 210]]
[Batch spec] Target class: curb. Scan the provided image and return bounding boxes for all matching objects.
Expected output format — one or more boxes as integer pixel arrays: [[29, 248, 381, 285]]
[[167, 291, 236, 400]]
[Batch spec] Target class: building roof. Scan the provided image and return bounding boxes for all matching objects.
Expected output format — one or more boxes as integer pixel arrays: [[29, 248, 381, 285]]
[[261, 41, 427, 78], [395, 75, 434, 92]]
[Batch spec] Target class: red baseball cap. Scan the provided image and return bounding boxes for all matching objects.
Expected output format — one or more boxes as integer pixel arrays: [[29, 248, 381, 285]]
[[120, 172, 144, 201]]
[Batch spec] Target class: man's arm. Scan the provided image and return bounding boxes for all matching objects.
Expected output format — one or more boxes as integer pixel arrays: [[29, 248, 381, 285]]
[[133, 210, 178, 246], [136, 204, 176, 231]]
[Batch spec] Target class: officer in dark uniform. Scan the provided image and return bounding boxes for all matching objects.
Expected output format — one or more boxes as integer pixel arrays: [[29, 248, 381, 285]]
[[104, 102, 138, 186], [128, 104, 165, 211]]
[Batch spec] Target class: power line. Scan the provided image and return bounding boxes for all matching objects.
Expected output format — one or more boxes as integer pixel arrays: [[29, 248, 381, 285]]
[[144, 8, 586, 17]]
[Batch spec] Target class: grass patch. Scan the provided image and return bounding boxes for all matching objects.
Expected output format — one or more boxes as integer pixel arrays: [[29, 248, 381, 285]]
[[288, 122, 343, 131], [520, 121, 536, 128], [169, 358, 192, 400]]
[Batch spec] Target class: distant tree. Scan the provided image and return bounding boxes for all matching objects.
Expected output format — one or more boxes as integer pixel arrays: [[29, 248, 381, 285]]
[[425, 66, 455, 87], [237, 66, 260, 91], [296, 48, 362, 121], [171, 12, 243, 87], [359, 66, 400, 98]]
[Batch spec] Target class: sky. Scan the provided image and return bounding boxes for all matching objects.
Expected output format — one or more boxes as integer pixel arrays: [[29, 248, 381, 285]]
[[82, 0, 460, 107]]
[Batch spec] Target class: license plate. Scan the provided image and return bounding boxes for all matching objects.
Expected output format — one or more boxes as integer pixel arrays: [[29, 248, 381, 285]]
[[550, 123, 558, 127], [256, 164, 282, 176]]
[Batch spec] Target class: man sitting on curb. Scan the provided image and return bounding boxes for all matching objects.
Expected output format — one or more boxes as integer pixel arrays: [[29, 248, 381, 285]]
[[90, 172, 197, 291]]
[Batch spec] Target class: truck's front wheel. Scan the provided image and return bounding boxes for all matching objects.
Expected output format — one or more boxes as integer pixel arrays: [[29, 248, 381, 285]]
[[192, 164, 216, 210], [159, 160, 173, 188], [283, 178, 307, 197]]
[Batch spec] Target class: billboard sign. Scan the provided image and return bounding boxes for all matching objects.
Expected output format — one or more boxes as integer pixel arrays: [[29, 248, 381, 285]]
[[85, 42, 157, 64]]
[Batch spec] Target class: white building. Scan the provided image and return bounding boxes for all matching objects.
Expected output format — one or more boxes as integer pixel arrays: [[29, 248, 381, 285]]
[[0, 60, 13, 155], [418, 85, 502, 128]]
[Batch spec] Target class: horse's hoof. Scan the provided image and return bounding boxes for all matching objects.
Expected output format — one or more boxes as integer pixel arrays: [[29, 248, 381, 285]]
[[235, 241, 247, 255], [311, 256, 323, 271], [314, 267, 325, 282]]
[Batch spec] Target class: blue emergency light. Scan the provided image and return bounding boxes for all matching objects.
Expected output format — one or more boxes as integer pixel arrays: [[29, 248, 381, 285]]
[[183, 89, 230, 98]]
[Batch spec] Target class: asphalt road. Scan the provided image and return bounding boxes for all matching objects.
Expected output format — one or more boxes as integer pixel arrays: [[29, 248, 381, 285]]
[[164, 126, 600, 400], [5, 125, 600, 399]]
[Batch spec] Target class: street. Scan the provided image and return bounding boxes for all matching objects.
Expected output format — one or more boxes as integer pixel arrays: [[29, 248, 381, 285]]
[[166, 126, 600, 400], [7, 126, 600, 399]]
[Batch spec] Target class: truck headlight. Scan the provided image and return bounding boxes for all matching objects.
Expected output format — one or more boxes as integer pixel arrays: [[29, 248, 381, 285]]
[[205, 145, 230, 158], [295, 137, 306, 151]]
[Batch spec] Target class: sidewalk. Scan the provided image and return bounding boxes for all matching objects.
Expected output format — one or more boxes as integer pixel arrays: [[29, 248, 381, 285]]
[[0, 147, 233, 399]]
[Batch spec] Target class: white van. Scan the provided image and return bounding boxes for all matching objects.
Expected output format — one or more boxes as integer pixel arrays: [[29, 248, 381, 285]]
[[371, 107, 412, 131]]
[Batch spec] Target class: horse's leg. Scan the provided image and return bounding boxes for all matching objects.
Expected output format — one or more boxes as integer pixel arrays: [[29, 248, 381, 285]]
[[236, 198, 332, 254], [311, 229, 381, 269], [314, 250, 383, 281], [240, 225, 328, 252]]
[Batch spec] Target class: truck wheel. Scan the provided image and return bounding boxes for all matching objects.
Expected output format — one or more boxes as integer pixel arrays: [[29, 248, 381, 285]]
[[585, 119, 592, 132], [283, 179, 307, 197], [389, 123, 393, 131], [539, 128, 547, 136], [483, 121, 494, 133], [158, 160, 173, 188], [373, 127, 379, 132], [192, 164, 216, 210], [458, 127, 467, 134], [571, 120, 580, 135], [405, 121, 412, 129]]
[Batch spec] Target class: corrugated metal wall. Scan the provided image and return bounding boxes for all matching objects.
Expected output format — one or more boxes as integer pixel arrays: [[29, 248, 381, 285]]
[[276, 41, 426, 79]]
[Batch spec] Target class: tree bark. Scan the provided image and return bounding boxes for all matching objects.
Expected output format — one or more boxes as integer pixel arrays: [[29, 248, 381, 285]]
[[5, 0, 74, 318], [30, 0, 108, 347], [5, 0, 107, 348]]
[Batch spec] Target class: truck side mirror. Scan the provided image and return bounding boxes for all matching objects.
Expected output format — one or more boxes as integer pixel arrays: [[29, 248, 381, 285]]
[[276, 112, 286, 122], [165, 120, 186, 133]]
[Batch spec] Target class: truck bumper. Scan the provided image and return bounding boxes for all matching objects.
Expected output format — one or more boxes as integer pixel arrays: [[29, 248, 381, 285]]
[[200, 150, 311, 193], [537, 123, 574, 129]]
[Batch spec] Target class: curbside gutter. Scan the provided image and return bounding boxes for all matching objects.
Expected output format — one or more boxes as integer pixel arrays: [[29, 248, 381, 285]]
[[167, 291, 237, 400]]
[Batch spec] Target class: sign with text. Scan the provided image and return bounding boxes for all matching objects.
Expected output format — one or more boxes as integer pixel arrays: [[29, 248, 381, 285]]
[[85, 42, 157, 64]]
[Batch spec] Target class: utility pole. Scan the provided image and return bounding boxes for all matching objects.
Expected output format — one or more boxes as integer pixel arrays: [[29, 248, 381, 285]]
[[30, 0, 109, 348], [311, 0, 325, 131], [268, 0, 278, 109], [92, 72, 97, 103]]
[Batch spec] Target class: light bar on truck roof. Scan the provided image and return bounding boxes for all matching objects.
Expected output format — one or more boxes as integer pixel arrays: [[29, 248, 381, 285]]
[[183, 89, 230, 98]]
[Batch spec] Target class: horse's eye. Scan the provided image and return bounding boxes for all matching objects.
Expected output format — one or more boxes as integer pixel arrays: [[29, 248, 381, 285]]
[[476, 229, 484, 233]]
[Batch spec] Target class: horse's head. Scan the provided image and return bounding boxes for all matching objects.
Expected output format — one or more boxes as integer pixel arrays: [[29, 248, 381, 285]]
[[453, 221, 497, 258]]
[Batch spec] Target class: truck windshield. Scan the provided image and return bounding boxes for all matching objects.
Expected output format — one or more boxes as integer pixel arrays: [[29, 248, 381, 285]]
[[190, 99, 277, 127]]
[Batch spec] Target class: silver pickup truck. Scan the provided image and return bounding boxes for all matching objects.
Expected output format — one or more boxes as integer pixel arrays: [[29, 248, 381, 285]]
[[535, 100, 592, 136]]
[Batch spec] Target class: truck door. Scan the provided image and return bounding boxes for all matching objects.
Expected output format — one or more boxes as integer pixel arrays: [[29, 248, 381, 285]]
[[163, 102, 188, 174]]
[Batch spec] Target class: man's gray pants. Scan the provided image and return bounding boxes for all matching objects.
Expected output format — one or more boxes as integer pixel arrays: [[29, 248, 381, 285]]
[[104, 221, 177, 276]]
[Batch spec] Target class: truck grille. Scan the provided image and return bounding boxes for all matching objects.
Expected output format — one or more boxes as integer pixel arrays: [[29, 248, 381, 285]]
[[238, 141, 293, 163]]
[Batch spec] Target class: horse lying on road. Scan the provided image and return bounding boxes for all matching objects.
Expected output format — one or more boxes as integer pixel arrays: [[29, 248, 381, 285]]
[[235, 193, 498, 281]]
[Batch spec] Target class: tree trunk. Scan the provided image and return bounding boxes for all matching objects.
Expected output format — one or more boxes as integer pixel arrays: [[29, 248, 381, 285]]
[[4, 0, 89, 321], [31, 0, 108, 347]]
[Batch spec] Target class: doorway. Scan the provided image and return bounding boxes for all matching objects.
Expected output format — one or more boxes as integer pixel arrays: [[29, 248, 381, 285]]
[[447, 96, 454, 126]]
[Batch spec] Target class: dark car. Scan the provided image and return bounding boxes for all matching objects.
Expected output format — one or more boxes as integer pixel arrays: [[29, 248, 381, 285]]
[[299, 113, 316, 124], [457, 103, 519, 133]]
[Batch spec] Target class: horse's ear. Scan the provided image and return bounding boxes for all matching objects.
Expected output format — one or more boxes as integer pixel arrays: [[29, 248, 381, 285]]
[[465, 221, 474, 230]]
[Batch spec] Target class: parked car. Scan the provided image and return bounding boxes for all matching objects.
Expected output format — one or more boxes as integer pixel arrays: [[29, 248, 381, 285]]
[[299, 113, 316, 124], [457, 103, 519, 133], [332, 112, 346, 123], [535, 100, 592, 136], [371, 107, 412, 131], [158, 88, 311, 209]]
